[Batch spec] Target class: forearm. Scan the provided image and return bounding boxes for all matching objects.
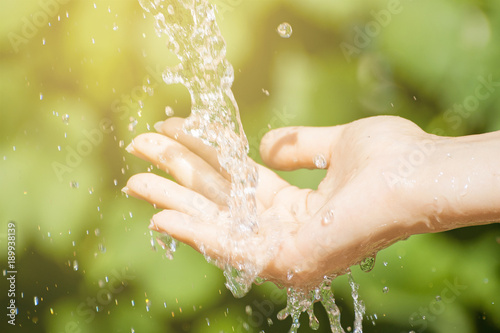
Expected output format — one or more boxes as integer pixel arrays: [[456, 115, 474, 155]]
[[418, 131, 500, 232]]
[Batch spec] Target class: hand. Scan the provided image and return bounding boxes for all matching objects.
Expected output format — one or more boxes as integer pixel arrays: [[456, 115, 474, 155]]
[[124, 116, 440, 288]]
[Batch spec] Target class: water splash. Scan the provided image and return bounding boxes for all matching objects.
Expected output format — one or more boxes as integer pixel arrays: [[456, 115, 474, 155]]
[[321, 209, 335, 226], [137, 1, 365, 331], [313, 154, 327, 169], [277, 22, 293, 38], [359, 256, 376, 273], [138, 0, 259, 297], [278, 273, 365, 332]]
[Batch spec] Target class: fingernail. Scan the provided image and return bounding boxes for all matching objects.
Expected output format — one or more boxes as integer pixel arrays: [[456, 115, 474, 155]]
[[154, 121, 164, 132], [148, 219, 158, 231], [125, 142, 135, 154]]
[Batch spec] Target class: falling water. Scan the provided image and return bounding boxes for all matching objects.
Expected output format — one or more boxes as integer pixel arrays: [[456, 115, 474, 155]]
[[138, 0, 258, 297], [138, 0, 365, 331]]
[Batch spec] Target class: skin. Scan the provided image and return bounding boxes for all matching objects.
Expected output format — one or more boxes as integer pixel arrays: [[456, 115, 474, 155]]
[[123, 116, 500, 289]]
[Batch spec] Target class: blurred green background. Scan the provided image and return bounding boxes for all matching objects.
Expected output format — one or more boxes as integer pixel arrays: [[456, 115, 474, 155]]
[[1, 0, 500, 332]]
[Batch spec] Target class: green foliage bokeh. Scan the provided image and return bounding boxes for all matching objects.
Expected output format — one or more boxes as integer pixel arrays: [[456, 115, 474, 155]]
[[1, 0, 499, 332]]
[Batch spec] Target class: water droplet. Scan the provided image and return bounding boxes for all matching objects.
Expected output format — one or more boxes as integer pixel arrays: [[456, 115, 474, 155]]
[[72, 260, 79, 271], [165, 106, 174, 116], [70, 181, 79, 189], [359, 256, 376, 272], [131, 300, 135, 307], [62, 114, 69, 124], [42, 38, 46, 45], [128, 117, 138, 132], [113, 23, 119, 31], [321, 210, 334, 226], [50, 308, 54, 314], [267, 317, 273, 326], [313, 154, 327, 169], [277, 22, 293, 38], [167, 4, 174, 15], [383, 261, 388, 267], [245, 305, 252, 315], [262, 88, 270, 96], [435, 295, 442, 302], [34, 296, 39, 306], [113, 179, 118, 186], [382, 286, 389, 293], [94, 228, 101, 236], [39, 93, 43, 100]]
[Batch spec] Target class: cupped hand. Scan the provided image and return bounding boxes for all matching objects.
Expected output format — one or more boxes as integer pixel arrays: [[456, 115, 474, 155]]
[[124, 116, 439, 288]]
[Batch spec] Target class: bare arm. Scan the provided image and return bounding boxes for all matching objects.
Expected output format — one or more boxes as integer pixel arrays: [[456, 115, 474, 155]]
[[416, 131, 500, 232]]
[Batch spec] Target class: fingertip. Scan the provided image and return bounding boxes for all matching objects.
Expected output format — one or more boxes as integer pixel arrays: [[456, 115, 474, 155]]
[[154, 121, 164, 133], [259, 126, 342, 171], [259, 127, 296, 170]]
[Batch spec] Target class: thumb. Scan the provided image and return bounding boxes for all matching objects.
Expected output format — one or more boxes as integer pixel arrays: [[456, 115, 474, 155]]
[[259, 125, 344, 171]]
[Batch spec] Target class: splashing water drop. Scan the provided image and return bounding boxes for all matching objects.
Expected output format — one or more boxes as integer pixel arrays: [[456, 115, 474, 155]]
[[34, 296, 39, 306], [322, 209, 334, 226], [62, 114, 69, 124], [382, 286, 389, 293], [72, 260, 79, 271], [128, 117, 138, 132], [156, 234, 177, 260], [277, 22, 293, 38], [359, 256, 376, 272], [165, 106, 174, 116], [313, 154, 327, 169], [167, 4, 174, 15]]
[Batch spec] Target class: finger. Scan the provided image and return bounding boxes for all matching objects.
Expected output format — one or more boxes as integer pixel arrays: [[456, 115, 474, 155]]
[[156, 117, 291, 209], [254, 164, 289, 208], [259, 126, 345, 171], [150, 210, 230, 261], [154, 117, 230, 180], [127, 133, 231, 205], [125, 173, 221, 218]]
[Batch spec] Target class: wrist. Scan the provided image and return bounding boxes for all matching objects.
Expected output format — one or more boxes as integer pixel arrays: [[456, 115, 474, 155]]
[[413, 132, 500, 233]]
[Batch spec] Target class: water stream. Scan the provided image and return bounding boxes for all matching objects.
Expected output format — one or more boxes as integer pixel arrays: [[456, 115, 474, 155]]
[[137, 0, 365, 331]]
